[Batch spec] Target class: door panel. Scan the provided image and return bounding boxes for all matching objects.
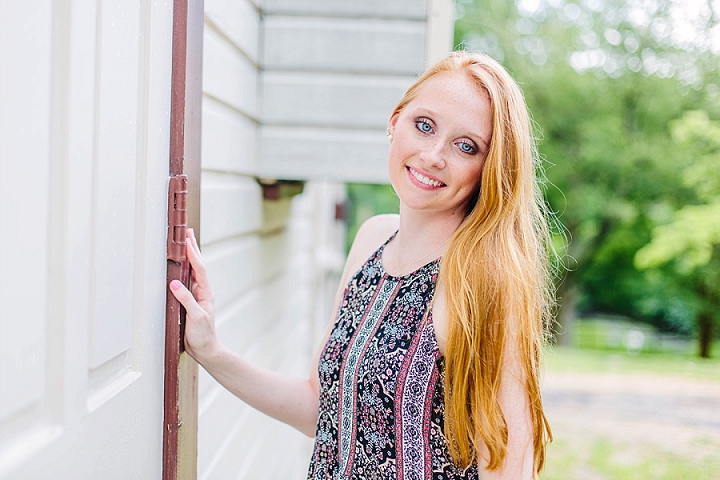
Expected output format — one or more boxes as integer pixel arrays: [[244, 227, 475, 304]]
[[0, 1, 173, 478], [0, 0, 51, 429], [89, 0, 142, 369]]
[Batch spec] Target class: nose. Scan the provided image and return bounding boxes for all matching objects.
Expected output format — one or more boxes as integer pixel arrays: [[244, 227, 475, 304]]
[[422, 139, 447, 170]]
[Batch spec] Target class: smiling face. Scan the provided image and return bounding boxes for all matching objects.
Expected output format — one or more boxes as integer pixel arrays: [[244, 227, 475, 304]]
[[387, 72, 493, 218]]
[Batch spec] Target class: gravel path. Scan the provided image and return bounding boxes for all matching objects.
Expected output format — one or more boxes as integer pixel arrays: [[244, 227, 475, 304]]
[[541, 372, 720, 461]]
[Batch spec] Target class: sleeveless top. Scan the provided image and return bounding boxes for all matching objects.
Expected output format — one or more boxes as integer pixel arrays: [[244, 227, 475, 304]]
[[307, 234, 478, 480]]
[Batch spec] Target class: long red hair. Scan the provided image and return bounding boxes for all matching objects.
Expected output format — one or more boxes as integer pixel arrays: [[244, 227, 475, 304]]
[[391, 51, 555, 473]]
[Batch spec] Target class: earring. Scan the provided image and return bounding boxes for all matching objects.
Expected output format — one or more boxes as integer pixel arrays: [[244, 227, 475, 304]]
[[386, 128, 393, 143]]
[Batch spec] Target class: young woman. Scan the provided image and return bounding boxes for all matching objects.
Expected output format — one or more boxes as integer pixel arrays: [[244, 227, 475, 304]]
[[170, 51, 554, 479]]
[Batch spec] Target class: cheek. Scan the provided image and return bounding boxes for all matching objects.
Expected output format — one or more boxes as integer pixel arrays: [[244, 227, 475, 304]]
[[460, 164, 483, 191], [387, 146, 400, 174], [387, 142, 413, 181], [459, 166, 483, 210], [386, 147, 405, 191]]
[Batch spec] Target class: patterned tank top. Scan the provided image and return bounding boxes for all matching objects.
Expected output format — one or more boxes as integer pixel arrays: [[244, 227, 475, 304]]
[[307, 234, 478, 480]]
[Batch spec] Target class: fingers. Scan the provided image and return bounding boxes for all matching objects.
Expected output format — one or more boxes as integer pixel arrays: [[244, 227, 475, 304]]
[[184, 229, 210, 288], [169, 279, 207, 320], [187, 228, 201, 258], [186, 228, 200, 259]]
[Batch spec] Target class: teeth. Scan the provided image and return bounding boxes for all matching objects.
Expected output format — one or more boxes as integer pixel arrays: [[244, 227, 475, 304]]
[[409, 167, 444, 187]]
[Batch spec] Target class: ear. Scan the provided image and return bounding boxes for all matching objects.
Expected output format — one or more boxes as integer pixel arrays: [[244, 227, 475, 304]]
[[388, 112, 400, 135]]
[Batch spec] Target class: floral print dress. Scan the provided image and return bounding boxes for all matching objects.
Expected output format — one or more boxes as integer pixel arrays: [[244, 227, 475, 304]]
[[307, 234, 478, 480]]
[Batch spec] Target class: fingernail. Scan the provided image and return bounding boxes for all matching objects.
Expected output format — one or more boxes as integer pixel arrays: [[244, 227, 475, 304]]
[[170, 280, 181, 291]]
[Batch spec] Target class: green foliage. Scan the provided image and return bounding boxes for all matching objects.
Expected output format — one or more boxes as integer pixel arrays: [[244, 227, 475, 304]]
[[636, 204, 720, 272], [636, 111, 720, 272], [633, 111, 720, 356], [454, 0, 720, 341], [345, 184, 398, 252]]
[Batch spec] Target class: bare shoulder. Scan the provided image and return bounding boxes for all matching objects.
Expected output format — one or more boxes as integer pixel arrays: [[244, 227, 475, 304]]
[[342, 214, 399, 281], [353, 214, 399, 248]]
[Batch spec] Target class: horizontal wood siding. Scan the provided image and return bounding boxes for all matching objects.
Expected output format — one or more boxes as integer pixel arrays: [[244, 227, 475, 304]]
[[258, 0, 429, 183], [205, 0, 259, 65], [260, 126, 390, 182], [262, 17, 425, 74], [202, 97, 258, 174], [200, 2, 266, 478], [261, 72, 413, 128], [263, 0, 427, 19], [203, 26, 257, 118], [198, 179, 346, 479], [201, 172, 262, 244], [198, 1, 335, 478], [197, 200, 326, 478], [202, 236, 261, 311]]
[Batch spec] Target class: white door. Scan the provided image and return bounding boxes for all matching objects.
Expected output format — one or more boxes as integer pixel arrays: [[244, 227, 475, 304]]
[[0, 1, 173, 478]]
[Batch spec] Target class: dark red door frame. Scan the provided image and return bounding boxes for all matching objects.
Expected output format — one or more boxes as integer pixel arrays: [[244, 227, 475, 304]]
[[164, 0, 203, 478]]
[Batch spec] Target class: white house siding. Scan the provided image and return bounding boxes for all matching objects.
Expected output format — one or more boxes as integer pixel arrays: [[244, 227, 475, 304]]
[[198, 1, 345, 478], [258, 0, 430, 184]]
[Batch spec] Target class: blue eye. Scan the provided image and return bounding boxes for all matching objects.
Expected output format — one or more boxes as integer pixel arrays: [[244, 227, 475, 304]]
[[457, 141, 476, 154], [415, 119, 433, 134]]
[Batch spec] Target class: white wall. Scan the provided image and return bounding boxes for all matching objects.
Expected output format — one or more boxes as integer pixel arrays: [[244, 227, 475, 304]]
[[258, 0, 430, 183], [198, 0, 347, 477], [198, 183, 346, 479]]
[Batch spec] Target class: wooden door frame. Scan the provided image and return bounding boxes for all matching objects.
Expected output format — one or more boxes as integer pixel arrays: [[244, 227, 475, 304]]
[[163, 0, 203, 478]]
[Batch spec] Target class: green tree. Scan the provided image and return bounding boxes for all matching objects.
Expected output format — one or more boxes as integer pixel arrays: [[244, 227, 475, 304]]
[[454, 0, 719, 344], [635, 111, 720, 357], [345, 183, 399, 253]]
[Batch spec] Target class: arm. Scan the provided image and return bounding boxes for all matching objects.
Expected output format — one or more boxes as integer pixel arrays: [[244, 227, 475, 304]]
[[433, 289, 535, 479], [475, 348, 535, 479], [169, 228, 319, 436]]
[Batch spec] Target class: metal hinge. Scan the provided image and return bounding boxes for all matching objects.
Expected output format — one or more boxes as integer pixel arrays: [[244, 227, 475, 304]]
[[167, 174, 188, 263]]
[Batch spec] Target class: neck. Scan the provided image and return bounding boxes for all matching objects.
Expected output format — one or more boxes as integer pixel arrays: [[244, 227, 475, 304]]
[[386, 203, 466, 275]]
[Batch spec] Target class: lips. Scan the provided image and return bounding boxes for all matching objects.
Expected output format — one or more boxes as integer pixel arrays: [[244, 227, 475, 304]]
[[407, 166, 446, 188]]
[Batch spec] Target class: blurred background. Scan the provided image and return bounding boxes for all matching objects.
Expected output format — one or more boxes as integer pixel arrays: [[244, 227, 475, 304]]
[[347, 0, 720, 478]]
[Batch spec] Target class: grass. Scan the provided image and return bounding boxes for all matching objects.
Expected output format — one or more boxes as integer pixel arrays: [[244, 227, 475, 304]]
[[542, 435, 720, 480], [546, 318, 720, 381], [544, 345, 720, 382]]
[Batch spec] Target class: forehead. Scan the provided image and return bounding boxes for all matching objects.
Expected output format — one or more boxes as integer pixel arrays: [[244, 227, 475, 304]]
[[415, 71, 489, 102], [405, 72, 492, 137]]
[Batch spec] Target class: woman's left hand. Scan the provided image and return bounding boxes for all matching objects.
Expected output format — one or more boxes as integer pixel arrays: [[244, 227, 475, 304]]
[[169, 228, 218, 364]]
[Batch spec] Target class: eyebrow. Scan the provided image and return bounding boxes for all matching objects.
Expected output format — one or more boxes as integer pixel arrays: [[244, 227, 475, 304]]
[[412, 107, 491, 151]]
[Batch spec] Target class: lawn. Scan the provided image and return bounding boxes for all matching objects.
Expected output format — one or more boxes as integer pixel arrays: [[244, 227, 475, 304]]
[[542, 434, 720, 480], [544, 344, 720, 382]]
